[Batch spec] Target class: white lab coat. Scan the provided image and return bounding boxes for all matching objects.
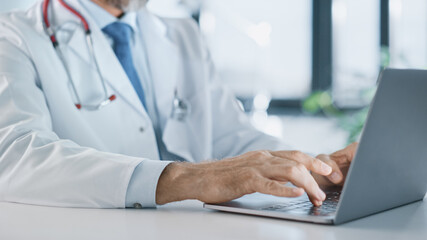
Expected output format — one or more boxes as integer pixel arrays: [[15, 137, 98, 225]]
[[0, 0, 286, 208]]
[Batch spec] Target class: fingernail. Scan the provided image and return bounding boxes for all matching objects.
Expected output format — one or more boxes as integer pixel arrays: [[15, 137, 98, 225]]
[[320, 162, 332, 173], [330, 172, 342, 182]]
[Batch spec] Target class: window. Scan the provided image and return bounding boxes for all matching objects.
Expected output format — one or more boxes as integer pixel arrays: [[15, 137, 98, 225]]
[[199, 0, 387, 109], [389, 0, 427, 68], [199, 0, 312, 100], [332, 0, 381, 108]]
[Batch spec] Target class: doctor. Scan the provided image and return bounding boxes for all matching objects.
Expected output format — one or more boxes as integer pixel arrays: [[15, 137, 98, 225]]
[[0, 0, 356, 209]]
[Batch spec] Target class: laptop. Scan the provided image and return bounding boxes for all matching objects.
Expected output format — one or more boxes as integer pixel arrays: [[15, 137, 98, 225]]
[[204, 69, 427, 225]]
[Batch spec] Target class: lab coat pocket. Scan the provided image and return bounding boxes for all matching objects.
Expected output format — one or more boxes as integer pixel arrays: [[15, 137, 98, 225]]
[[162, 118, 194, 162], [161, 57, 213, 162], [162, 90, 212, 163]]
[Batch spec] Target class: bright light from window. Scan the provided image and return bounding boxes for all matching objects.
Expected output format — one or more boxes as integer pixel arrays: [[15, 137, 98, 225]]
[[200, 0, 312, 100], [389, 0, 427, 69], [332, 0, 380, 107], [245, 22, 272, 47]]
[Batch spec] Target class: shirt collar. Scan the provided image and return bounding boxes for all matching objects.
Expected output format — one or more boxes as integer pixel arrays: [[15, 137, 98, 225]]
[[78, 0, 139, 33]]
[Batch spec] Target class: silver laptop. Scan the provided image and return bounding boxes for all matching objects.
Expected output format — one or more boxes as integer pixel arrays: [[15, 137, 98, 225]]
[[204, 69, 427, 225]]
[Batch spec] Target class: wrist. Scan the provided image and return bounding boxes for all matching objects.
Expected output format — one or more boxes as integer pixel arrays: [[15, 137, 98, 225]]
[[155, 162, 204, 205]]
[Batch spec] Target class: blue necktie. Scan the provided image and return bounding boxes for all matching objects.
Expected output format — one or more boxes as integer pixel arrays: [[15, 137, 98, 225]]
[[102, 22, 147, 109]]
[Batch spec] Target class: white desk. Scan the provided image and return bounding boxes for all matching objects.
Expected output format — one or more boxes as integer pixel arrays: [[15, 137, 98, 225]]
[[1, 197, 426, 240]]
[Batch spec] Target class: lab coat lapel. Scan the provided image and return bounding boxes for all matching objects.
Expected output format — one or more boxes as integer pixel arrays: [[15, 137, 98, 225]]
[[137, 11, 198, 162], [85, 24, 148, 115], [57, 0, 148, 116], [137, 10, 178, 118]]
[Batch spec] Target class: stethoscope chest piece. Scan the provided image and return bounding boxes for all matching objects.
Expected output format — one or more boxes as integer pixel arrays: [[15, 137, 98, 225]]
[[171, 90, 190, 122]]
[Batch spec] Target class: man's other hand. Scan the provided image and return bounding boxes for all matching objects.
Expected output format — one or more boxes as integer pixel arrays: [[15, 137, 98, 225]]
[[312, 142, 358, 187]]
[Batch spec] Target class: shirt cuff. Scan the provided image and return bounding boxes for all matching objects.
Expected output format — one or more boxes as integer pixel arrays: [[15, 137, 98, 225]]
[[126, 160, 173, 208]]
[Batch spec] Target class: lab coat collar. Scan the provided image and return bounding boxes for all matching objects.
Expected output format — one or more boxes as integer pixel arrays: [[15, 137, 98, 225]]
[[136, 10, 180, 115], [138, 8, 168, 37], [78, 0, 139, 34]]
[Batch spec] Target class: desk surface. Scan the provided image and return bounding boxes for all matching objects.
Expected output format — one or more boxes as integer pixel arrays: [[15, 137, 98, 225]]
[[1, 196, 426, 240]]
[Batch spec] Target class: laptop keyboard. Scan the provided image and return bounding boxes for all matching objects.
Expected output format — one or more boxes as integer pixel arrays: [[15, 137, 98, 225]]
[[260, 190, 342, 216]]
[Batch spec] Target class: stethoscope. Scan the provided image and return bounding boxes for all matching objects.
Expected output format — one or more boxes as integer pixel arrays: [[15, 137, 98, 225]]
[[42, 0, 190, 121], [43, 0, 115, 111]]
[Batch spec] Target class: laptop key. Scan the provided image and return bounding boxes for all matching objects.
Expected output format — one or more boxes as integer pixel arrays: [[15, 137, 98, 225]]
[[260, 191, 341, 216]]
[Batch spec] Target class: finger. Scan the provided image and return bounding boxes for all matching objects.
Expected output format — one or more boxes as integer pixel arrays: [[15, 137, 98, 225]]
[[254, 177, 305, 198], [330, 142, 358, 165], [317, 154, 344, 184], [264, 162, 326, 205], [271, 151, 332, 176]]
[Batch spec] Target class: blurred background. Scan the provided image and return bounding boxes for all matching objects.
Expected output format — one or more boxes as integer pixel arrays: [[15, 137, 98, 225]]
[[1, 0, 424, 154]]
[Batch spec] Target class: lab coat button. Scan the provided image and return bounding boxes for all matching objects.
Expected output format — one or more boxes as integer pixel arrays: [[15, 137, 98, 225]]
[[133, 203, 142, 209], [139, 127, 144, 133]]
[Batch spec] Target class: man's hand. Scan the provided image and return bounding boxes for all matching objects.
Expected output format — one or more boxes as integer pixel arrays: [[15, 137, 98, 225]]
[[156, 150, 333, 207], [312, 142, 358, 187]]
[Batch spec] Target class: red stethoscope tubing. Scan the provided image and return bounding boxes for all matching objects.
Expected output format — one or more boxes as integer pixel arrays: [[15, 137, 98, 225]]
[[43, 0, 89, 32], [43, 0, 90, 46], [42, 0, 116, 110]]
